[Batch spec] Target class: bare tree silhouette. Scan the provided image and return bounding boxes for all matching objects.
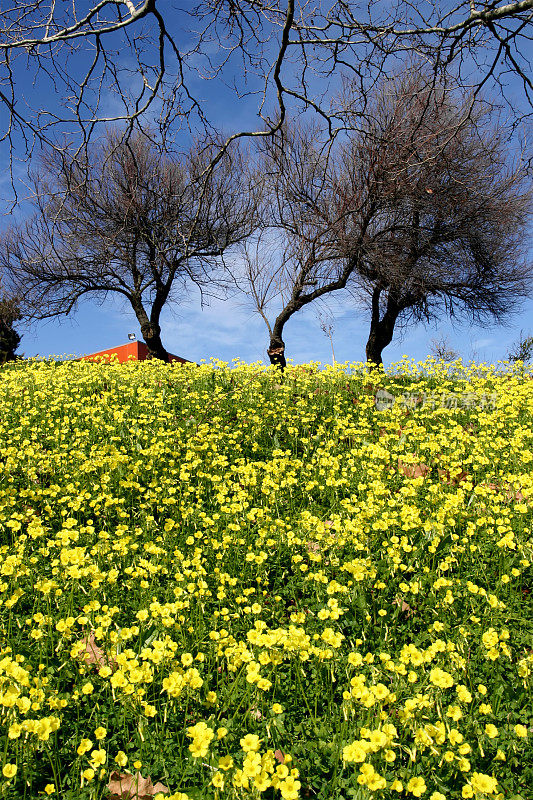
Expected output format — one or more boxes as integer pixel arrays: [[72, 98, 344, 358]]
[[0, 131, 258, 360]]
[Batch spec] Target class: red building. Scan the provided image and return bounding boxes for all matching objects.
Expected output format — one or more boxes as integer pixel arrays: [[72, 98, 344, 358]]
[[81, 341, 189, 363]]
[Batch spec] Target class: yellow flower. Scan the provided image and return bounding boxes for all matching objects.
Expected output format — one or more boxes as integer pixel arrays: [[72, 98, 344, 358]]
[[456, 685, 472, 703], [447, 705, 463, 721], [8, 723, 22, 739], [471, 773, 498, 794], [368, 772, 387, 790], [188, 740, 210, 759], [232, 768, 248, 790], [462, 786, 474, 799], [254, 771, 271, 791], [374, 683, 390, 700], [217, 727, 228, 739], [514, 724, 528, 738], [218, 755, 234, 771], [279, 776, 301, 800], [187, 721, 214, 758], [82, 768, 95, 781], [89, 749, 107, 768], [115, 751, 128, 767], [77, 738, 93, 756], [272, 703, 284, 714], [94, 726, 107, 740], [430, 668, 454, 688], [449, 729, 463, 745], [98, 666, 112, 678], [44, 785, 55, 795], [407, 776, 427, 796], [240, 734, 261, 752], [482, 629, 499, 648], [2, 764, 17, 779], [211, 772, 224, 789], [242, 752, 262, 779], [343, 741, 367, 763], [485, 724, 498, 739]]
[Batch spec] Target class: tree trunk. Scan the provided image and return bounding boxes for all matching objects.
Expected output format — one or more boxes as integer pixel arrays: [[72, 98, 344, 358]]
[[366, 328, 389, 366], [365, 286, 399, 366], [140, 320, 170, 362], [129, 295, 170, 362], [267, 332, 287, 370]]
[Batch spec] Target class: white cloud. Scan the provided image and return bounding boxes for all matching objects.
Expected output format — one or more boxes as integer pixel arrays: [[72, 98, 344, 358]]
[[471, 337, 495, 350]]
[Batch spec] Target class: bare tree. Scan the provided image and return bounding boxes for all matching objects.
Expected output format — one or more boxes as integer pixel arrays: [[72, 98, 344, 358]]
[[342, 72, 533, 365], [239, 69, 532, 366], [1, 0, 532, 197], [317, 310, 336, 365], [235, 123, 364, 367], [507, 330, 533, 362], [430, 336, 460, 363], [0, 290, 21, 363], [0, 131, 258, 360]]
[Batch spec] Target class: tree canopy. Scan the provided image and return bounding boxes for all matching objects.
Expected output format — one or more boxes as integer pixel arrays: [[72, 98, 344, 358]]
[[235, 70, 532, 365], [0, 132, 258, 359], [1, 0, 532, 194]]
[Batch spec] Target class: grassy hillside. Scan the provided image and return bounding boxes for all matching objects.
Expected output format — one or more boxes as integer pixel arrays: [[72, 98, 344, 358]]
[[0, 359, 532, 800]]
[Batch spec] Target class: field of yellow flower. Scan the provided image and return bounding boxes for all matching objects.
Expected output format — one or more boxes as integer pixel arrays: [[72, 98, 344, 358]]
[[1, 358, 532, 800]]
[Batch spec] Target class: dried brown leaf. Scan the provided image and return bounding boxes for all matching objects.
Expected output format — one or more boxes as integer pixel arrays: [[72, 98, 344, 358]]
[[152, 783, 170, 795], [438, 468, 468, 486], [107, 771, 169, 800], [397, 457, 430, 479], [274, 750, 286, 764], [393, 596, 416, 617], [78, 632, 117, 672]]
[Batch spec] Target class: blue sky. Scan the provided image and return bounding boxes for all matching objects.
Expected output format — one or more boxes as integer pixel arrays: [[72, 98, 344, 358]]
[[2, 2, 532, 367], [16, 288, 533, 367]]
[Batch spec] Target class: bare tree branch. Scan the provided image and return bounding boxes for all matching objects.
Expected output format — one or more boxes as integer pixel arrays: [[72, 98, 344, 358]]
[[0, 129, 258, 359], [232, 67, 532, 366], [2, 0, 532, 199]]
